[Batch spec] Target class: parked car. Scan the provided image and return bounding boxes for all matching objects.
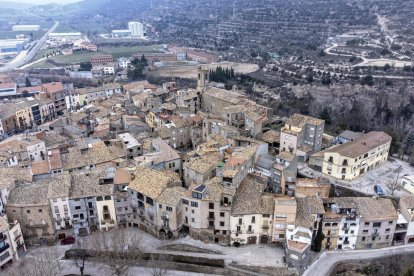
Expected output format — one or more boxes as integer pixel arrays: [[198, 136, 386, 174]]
[[60, 236, 76, 245], [374, 184, 385, 196]]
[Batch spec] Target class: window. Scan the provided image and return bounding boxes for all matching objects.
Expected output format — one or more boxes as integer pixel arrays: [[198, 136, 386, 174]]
[[26, 210, 30, 214], [182, 199, 189, 205], [220, 212, 225, 217], [363, 230, 368, 233], [38, 209, 43, 213], [364, 222, 370, 226], [220, 221, 225, 227], [209, 202, 214, 209], [251, 216, 256, 223], [75, 206, 81, 210], [386, 235, 389, 239], [166, 206, 173, 212], [191, 218, 195, 223], [54, 206, 59, 214], [388, 221, 393, 224], [53, 198, 57, 203], [159, 204, 162, 209], [373, 222, 381, 227], [362, 237, 366, 241], [191, 201, 198, 207], [146, 197, 154, 206], [385, 228, 390, 232], [137, 192, 144, 201], [238, 218, 242, 225]]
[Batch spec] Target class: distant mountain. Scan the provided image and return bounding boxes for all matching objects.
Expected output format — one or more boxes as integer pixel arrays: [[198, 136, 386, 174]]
[[64, 0, 111, 11], [0, 1, 34, 9]]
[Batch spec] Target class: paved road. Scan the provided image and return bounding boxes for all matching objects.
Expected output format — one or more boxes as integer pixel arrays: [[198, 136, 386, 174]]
[[303, 244, 414, 276], [0, 21, 59, 72]]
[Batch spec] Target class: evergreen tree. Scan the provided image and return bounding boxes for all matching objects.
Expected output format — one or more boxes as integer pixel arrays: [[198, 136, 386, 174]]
[[313, 220, 325, 252], [25, 76, 31, 87]]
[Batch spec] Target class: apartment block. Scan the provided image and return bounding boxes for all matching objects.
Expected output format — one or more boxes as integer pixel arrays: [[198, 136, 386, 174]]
[[280, 113, 325, 161], [322, 131, 391, 181]]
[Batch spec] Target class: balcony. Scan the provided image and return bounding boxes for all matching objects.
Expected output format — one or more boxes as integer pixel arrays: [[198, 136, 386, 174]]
[[101, 219, 115, 225], [372, 232, 379, 237], [345, 216, 356, 222], [161, 216, 169, 221], [395, 224, 408, 233], [247, 230, 254, 234], [0, 243, 10, 254], [14, 234, 22, 241], [220, 201, 232, 208], [262, 224, 270, 229], [343, 240, 350, 245], [0, 235, 6, 243], [236, 230, 242, 234], [208, 225, 215, 229], [26, 223, 48, 228], [207, 215, 215, 221]]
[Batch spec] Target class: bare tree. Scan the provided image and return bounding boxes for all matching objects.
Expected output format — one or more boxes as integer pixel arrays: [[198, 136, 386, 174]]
[[6, 248, 63, 276], [84, 228, 142, 276], [387, 165, 403, 195], [149, 254, 172, 276]]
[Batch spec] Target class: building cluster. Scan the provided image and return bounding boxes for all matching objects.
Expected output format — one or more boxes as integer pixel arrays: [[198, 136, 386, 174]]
[[0, 66, 410, 272], [111, 21, 145, 38]]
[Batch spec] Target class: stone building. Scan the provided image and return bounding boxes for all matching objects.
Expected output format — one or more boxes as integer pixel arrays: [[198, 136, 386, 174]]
[[7, 182, 56, 245]]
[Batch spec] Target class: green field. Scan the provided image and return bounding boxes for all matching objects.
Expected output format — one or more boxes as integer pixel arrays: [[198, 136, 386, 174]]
[[51, 52, 100, 64], [27, 44, 166, 69], [99, 45, 164, 59]]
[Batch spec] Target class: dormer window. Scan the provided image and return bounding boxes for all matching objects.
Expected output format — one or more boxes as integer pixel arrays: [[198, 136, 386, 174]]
[[192, 185, 206, 199]]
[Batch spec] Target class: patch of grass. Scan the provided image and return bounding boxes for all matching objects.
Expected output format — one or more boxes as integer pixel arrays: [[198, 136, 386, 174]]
[[49, 51, 102, 65], [99, 45, 164, 59]]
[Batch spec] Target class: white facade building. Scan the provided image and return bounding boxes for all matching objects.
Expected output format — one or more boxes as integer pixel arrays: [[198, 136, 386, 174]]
[[128, 22, 144, 37]]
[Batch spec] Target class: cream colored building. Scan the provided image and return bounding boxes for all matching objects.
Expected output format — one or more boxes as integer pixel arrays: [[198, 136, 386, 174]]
[[272, 197, 296, 243], [322, 131, 391, 181]]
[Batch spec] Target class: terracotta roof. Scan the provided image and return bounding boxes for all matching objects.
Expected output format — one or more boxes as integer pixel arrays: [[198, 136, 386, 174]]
[[286, 113, 324, 127], [329, 197, 397, 220], [257, 130, 280, 144], [62, 140, 126, 170], [42, 82, 64, 94], [114, 168, 132, 185], [8, 182, 49, 206], [324, 131, 392, 158], [128, 168, 175, 199], [47, 174, 72, 198], [70, 171, 113, 199], [231, 176, 273, 215], [295, 196, 324, 228], [157, 186, 187, 206], [0, 82, 16, 89], [31, 160, 50, 175], [0, 167, 32, 190]]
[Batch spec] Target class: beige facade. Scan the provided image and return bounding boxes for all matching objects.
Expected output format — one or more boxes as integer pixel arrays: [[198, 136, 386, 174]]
[[322, 132, 391, 181], [272, 197, 296, 243]]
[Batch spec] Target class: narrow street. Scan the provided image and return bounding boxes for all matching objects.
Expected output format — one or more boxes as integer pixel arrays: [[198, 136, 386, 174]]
[[303, 244, 414, 276]]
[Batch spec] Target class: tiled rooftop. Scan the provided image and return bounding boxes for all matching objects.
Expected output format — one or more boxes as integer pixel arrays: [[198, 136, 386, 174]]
[[325, 131, 392, 158], [295, 196, 324, 228], [63, 140, 126, 170], [0, 167, 32, 190], [47, 174, 72, 198], [231, 176, 272, 215], [70, 171, 113, 199], [185, 152, 221, 174], [285, 113, 324, 128], [128, 168, 175, 199]]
